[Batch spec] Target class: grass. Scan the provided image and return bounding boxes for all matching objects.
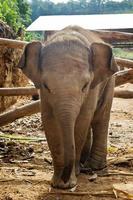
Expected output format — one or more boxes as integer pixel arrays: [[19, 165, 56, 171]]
[[0, 133, 45, 143], [113, 48, 133, 60]]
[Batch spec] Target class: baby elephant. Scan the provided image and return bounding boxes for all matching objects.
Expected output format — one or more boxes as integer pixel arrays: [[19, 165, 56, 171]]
[[18, 26, 119, 189]]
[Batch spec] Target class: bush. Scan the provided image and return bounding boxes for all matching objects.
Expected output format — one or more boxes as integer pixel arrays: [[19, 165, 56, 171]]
[[0, 0, 31, 34]]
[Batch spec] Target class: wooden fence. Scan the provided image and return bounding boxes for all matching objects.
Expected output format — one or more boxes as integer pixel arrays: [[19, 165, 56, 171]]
[[0, 30, 133, 126]]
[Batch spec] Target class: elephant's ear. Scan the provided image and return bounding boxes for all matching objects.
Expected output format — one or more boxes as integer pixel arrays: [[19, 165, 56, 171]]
[[18, 41, 42, 88], [90, 42, 119, 88]]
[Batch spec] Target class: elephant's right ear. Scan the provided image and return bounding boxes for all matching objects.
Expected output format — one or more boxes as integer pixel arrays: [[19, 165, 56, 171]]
[[18, 41, 42, 88], [89, 43, 119, 88]]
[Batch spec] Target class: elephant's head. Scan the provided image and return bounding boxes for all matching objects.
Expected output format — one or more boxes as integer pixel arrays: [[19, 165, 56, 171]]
[[18, 38, 119, 188]]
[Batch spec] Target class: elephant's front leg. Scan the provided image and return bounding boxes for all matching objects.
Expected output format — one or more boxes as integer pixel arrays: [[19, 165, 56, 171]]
[[75, 115, 92, 175], [84, 81, 114, 170]]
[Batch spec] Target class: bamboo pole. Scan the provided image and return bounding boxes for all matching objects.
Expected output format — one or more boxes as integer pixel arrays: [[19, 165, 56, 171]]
[[0, 100, 40, 127], [0, 87, 38, 96], [0, 38, 28, 49]]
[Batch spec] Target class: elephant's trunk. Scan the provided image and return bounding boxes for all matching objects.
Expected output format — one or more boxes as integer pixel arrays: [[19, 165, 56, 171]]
[[54, 100, 80, 183]]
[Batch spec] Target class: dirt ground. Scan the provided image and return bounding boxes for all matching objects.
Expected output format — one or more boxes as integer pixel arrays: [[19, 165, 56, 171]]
[[0, 84, 133, 200]]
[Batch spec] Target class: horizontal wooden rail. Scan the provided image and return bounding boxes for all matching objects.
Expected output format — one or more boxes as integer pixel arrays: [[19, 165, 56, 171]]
[[116, 57, 133, 69], [0, 38, 28, 49], [0, 100, 40, 126], [0, 30, 133, 50], [0, 70, 133, 126], [0, 87, 38, 96], [93, 30, 133, 42], [115, 68, 133, 86], [0, 69, 132, 98], [0, 87, 133, 127], [114, 89, 133, 98]]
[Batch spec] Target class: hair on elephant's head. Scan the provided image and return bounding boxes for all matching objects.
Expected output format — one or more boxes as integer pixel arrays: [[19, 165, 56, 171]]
[[18, 34, 119, 189]]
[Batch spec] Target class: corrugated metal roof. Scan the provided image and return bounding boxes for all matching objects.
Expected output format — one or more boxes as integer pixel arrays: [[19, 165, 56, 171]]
[[27, 14, 133, 31]]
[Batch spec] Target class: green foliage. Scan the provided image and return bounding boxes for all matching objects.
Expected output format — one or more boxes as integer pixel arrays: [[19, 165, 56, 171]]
[[24, 31, 43, 41], [113, 48, 133, 60], [0, 0, 31, 33], [30, 0, 133, 20], [17, 0, 31, 27]]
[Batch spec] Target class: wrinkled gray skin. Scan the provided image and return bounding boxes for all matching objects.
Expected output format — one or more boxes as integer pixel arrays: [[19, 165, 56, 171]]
[[18, 26, 119, 189]]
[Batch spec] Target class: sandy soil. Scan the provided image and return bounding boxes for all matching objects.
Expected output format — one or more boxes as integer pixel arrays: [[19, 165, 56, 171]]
[[0, 84, 132, 200]]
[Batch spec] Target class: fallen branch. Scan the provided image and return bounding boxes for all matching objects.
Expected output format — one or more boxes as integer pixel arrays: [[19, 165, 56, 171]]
[[108, 154, 133, 165], [0, 100, 40, 126], [99, 170, 133, 177], [115, 68, 133, 86], [0, 178, 16, 182], [0, 87, 38, 96], [113, 183, 133, 200], [42, 190, 114, 197], [116, 57, 133, 69]]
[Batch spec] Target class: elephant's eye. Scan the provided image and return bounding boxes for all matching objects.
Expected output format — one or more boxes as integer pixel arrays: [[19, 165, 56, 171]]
[[43, 83, 51, 93], [82, 82, 89, 92]]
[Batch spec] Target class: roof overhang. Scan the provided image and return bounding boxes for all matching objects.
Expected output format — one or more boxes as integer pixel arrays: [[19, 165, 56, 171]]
[[27, 14, 133, 32]]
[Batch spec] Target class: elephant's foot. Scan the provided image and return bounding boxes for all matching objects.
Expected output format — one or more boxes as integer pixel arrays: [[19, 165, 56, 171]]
[[51, 173, 77, 189], [80, 163, 93, 174], [84, 157, 107, 170]]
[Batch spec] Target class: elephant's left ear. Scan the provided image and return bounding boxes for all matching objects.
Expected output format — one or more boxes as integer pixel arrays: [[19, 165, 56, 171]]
[[90, 42, 119, 88], [18, 41, 42, 88]]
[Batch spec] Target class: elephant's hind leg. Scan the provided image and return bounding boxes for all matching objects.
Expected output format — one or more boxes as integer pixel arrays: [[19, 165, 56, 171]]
[[84, 78, 114, 170], [80, 128, 92, 164]]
